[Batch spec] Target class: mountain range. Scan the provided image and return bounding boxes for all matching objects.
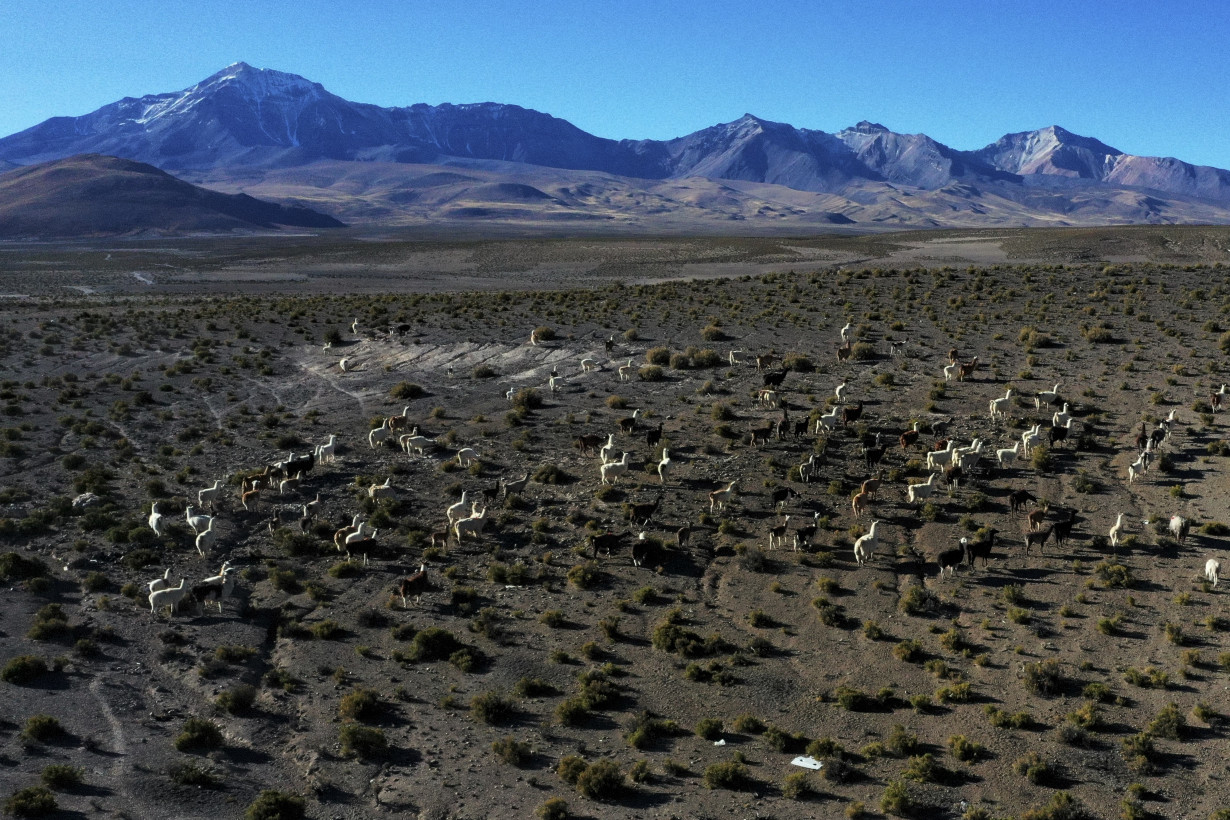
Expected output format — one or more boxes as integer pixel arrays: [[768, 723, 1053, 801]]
[[3, 62, 1230, 231]]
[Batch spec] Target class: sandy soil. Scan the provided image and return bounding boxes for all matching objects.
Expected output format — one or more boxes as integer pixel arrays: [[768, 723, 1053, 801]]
[[0, 228, 1228, 820]]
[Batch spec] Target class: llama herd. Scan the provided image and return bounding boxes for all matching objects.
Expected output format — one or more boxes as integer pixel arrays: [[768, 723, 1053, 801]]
[[555, 329, 1223, 592], [138, 320, 1224, 620]]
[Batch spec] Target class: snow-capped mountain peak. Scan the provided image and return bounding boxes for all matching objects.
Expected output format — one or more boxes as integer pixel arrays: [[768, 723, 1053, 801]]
[[974, 125, 1124, 178], [194, 62, 325, 100]]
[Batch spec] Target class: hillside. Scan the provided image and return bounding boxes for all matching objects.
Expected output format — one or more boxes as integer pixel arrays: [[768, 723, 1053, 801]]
[[0, 154, 344, 238], [184, 159, 1230, 232]]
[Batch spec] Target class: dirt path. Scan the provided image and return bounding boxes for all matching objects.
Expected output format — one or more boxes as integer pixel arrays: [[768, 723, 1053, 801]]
[[87, 676, 137, 813]]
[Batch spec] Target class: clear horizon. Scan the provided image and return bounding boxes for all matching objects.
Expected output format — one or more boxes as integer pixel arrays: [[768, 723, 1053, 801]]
[[2, 0, 1228, 167]]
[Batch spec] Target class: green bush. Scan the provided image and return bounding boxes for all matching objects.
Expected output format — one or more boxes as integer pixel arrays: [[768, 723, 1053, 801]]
[[389, 381, 426, 400], [244, 790, 306, 820], [1030, 444, 1053, 471], [1013, 751, 1053, 785], [2, 655, 48, 685], [168, 761, 222, 787], [26, 604, 72, 643], [836, 338, 870, 361], [1147, 702, 1185, 740], [898, 586, 937, 616], [3, 786, 56, 817], [812, 596, 845, 627], [886, 724, 919, 757], [536, 797, 569, 820], [902, 753, 942, 783], [557, 755, 588, 784], [492, 735, 532, 766], [39, 764, 83, 790], [567, 561, 600, 590], [1122, 731, 1157, 774], [470, 690, 514, 725], [310, 619, 342, 640], [338, 688, 381, 722], [555, 697, 589, 727], [782, 352, 814, 372], [833, 685, 871, 711], [406, 627, 462, 662], [782, 770, 814, 800], [894, 639, 924, 662], [732, 713, 765, 734], [1095, 560, 1134, 588], [1018, 326, 1052, 350], [174, 717, 223, 752], [513, 676, 554, 698], [1082, 323, 1114, 343], [215, 684, 257, 714], [947, 735, 983, 762], [1023, 658, 1065, 696], [21, 714, 64, 742], [327, 560, 364, 579], [512, 387, 543, 413], [762, 723, 805, 753], [82, 571, 109, 592], [624, 711, 683, 750], [821, 757, 857, 784], [263, 667, 297, 692], [0, 552, 47, 582], [534, 464, 571, 484], [1006, 606, 1031, 625], [338, 724, 387, 759], [880, 779, 913, 815], [268, 568, 301, 593], [213, 644, 257, 664], [645, 346, 671, 365], [1054, 722, 1091, 748], [651, 618, 708, 657], [1081, 682, 1113, 703], [806, 736, 845, 759], [695, 717, 724, 741], [1066, 701, 1103, 732], [703, 759, 754, 791], [274, 531, 319, 558], [1018, 791, 1091, 820], [935, 682, 972, 703], [575, 758, 624, 799]]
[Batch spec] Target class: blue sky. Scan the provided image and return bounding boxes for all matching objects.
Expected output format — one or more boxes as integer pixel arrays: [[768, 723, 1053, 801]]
[[3, 0, 1228, 167]]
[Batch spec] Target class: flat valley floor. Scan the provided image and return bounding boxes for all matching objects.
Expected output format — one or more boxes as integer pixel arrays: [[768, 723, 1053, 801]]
[[0, 226, 1229, 820]]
